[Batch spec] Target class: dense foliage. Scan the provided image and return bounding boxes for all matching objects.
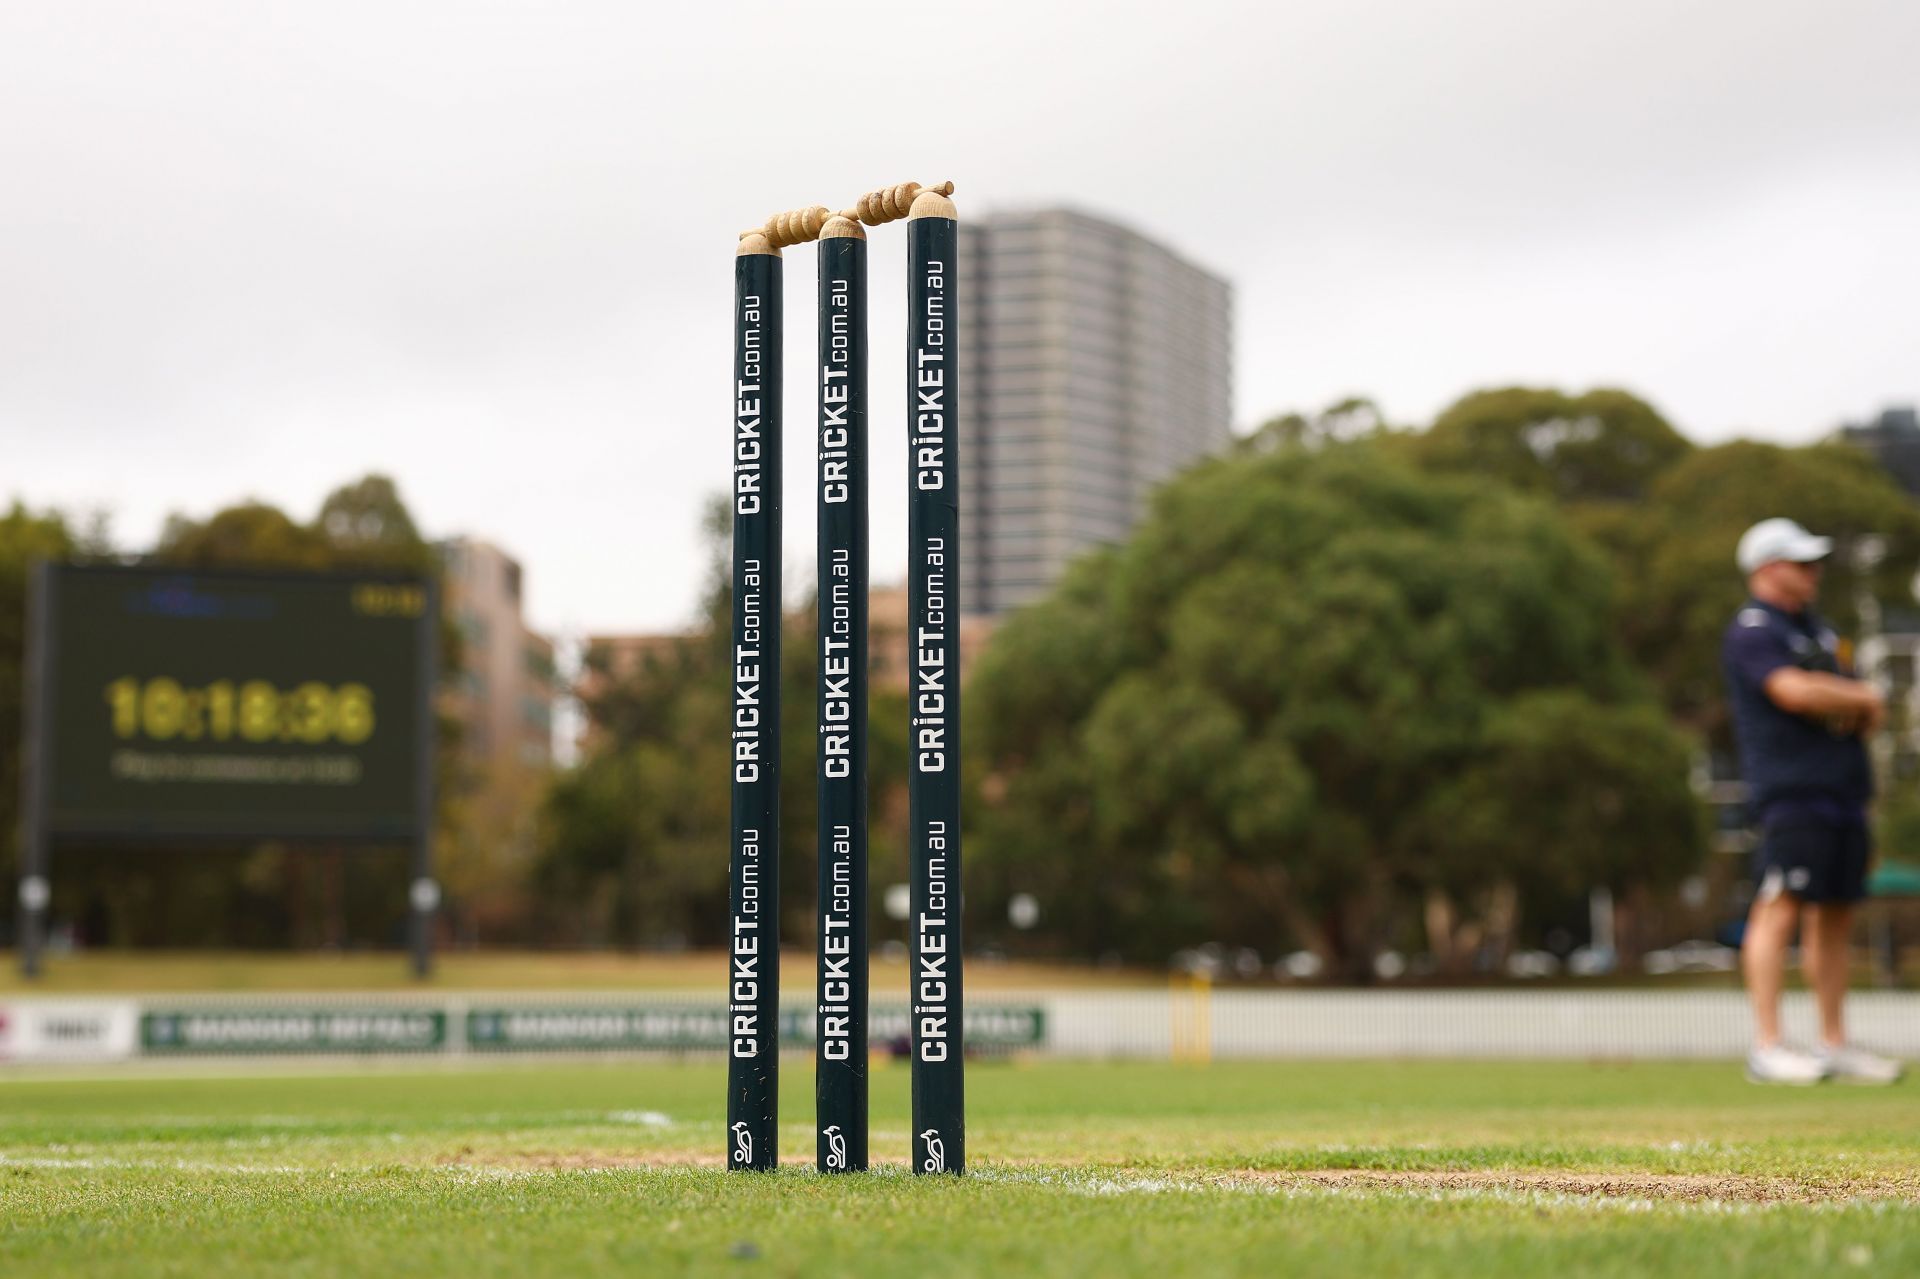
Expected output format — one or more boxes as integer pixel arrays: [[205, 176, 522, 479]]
[[968, 443, 1701, 972], [536, 505, 916, 949], [1415, 386, 1694, 503]]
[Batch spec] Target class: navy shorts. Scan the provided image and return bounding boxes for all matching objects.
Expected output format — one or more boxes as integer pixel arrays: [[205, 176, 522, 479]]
[[1753, 819, 1871, 904]]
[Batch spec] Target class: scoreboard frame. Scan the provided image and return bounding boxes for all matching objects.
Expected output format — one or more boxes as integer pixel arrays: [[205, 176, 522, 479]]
[[14, 562, 441, 978]]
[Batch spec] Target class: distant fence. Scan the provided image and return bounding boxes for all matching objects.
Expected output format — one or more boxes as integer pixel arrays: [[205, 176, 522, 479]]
[[3, 989, 1917, 1065], [0, 994, 1045, 1065], [1056, 989, 1920, 1059]]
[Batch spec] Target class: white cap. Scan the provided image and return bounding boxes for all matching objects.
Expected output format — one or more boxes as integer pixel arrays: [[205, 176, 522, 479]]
[[1737, 518, 1833, 575]]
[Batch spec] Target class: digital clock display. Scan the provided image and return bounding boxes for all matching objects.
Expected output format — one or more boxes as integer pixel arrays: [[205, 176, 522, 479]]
[[103, 679, 376, 745], [39, 565, 432, 841]]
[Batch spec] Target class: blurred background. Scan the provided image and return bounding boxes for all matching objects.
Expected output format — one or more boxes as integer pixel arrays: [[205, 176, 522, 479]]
[[5, 2, 1920, 1048]]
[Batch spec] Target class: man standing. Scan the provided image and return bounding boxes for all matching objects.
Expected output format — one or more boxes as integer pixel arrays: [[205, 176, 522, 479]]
[[1724, 518, 1902, 1085]]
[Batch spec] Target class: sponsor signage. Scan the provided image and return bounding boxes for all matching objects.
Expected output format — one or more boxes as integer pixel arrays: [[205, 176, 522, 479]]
[[0, 1001, 1042, 1061], [468, 1004, 1045, 1053], [0, 1000, 140, 1063], [141, 1007, 446, 1054], [470, 1006, 736, 1052]]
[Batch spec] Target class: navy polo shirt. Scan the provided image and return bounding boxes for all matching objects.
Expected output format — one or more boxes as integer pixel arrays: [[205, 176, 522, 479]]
[[1722, 599, 1872, 825]]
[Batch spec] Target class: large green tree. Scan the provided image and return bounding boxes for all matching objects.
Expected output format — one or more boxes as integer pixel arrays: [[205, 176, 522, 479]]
[[1408, 392, 1920, 783], [158, 475, 436, 577], [970, 442, 1700, 974], [155, 502, 334, 571], [1240, 397, 1398, 454], [1417, 386, 1692, 504], [1600, 440, 1920, 725], [315, 475, 426, 562]]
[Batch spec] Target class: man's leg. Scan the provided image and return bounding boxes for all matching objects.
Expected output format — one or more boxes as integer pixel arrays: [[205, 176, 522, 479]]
[[1742, 887, 1800, 1048], [1742, 885, 1828, 1082], [1801, 902, 1854, 1049]]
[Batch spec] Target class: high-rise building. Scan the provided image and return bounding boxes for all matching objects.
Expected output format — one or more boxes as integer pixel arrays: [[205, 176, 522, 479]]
[[1839, 405, 1920, 496], [956, 208, 1233, 615], [440, 536, 556, 775], [437, 536, 556, 929]]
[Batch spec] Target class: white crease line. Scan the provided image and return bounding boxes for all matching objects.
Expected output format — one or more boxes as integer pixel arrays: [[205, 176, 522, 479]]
[[2, 1151, 642, 1180], [605, 1111, 674, 1127], [0, 1153, 307, 1174]]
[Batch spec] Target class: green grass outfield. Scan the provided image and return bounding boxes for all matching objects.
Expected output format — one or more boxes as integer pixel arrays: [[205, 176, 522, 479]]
[[2, 1060, 1915, 1277]]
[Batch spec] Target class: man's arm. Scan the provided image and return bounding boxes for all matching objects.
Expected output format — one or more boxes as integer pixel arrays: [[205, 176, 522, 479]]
[[1763, 668, 1885, 735]]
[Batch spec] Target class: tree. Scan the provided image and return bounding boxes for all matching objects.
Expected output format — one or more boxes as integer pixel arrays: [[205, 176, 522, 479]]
[[537, 635, 734, 946], [1417, 387, 1692, 503], [1240, 397, 1397, 454], [1413, 692, 1702, 969], [315, 475, 428, 567], [159, 475, 436, 576], [970, 442, 1700, 975], [156, 502, 335, 571], [538, 503, 917, 950], [1606, 441, 1920, 725]]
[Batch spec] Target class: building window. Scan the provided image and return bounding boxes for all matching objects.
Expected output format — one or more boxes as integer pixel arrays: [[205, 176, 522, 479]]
[[522, 696, 553, 730], [459, 610, 490, 650], [525, 646, 556, 682]]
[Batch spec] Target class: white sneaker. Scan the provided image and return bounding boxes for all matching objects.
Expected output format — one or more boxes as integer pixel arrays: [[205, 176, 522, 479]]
[[1746, 1043, 1829, 1085], [1817, 1044, 1904, 1085]]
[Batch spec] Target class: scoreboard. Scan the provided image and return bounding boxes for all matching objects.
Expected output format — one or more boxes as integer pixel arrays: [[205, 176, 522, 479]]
[[36, 565, 434, 840], [17, 563, 439, 976]]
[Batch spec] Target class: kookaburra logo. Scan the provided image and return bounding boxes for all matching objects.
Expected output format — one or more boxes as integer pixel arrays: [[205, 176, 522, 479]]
[[919, 1129, 945, 1174], [822, 1124, 846, 1170], [731, 1121, 753, 1166]]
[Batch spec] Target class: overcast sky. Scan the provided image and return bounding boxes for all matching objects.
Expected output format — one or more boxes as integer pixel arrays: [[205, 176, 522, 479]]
[[4, 1, 1917, 637]]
